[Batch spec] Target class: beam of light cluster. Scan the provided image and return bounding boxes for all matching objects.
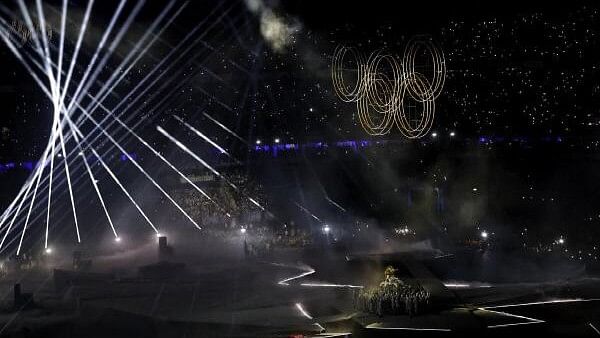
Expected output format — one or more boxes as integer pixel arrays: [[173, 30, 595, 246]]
[[157, 125, 270, 212], [66, 115, 202, 230], [0, 2, 205, 232], [173, 115, 230, 156], [78, 102, 231, 218], [0, 0, 246, 254], [172, 113, 328, 224]]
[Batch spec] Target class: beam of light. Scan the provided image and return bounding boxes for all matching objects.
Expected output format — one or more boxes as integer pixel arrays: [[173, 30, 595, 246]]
[[300, 283, 364, 289], [45, 122, 58, 248], [366, 324, 451, 332], [325, 196, 346, 213], [481, 298, 600, 309], [487, 321, 544, 329], [65, 115, 201, 230], [314, 323, 326, 332], [590, 323, 600, 336], [173, 115, 230, 155], [294, 202, 321, 221], [443, 283, 492, 289], [295, 303, 313, 320], [278, 268, 315, 286], [477, 308, 544, 325], [202, 112, 248, 144], [56, 116, 81, 242], [56, 0, 67, 99], [57, 0, 94, 115], [317, 333, 352, 338]]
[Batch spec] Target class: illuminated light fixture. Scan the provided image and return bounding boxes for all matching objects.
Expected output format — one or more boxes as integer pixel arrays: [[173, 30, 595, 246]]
[[481, 231, 488, 239], [431, 132, 438, 137], [255, 139, 262, 145], [331, 37, 446, 138], [45, 247, 52, 254], [115, 237, 121, 243], [323, 225, 331, 233], [240, 228, 247, 234], [274, 138, 280, 143], [450, 131, 455, 137]]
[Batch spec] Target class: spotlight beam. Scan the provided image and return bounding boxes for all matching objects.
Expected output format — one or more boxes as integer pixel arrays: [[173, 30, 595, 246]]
[[173, 115, 231, 156], [202, 112, 249, 145], [70, 128, 119, 239], [57, 116, 81, 242]]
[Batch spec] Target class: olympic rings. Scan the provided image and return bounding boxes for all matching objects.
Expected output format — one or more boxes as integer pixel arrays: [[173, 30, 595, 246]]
[[331, 36, 446, 138]]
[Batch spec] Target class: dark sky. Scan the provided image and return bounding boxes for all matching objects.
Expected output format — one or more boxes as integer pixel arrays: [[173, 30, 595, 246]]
[[2, 0, 600, 162]]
